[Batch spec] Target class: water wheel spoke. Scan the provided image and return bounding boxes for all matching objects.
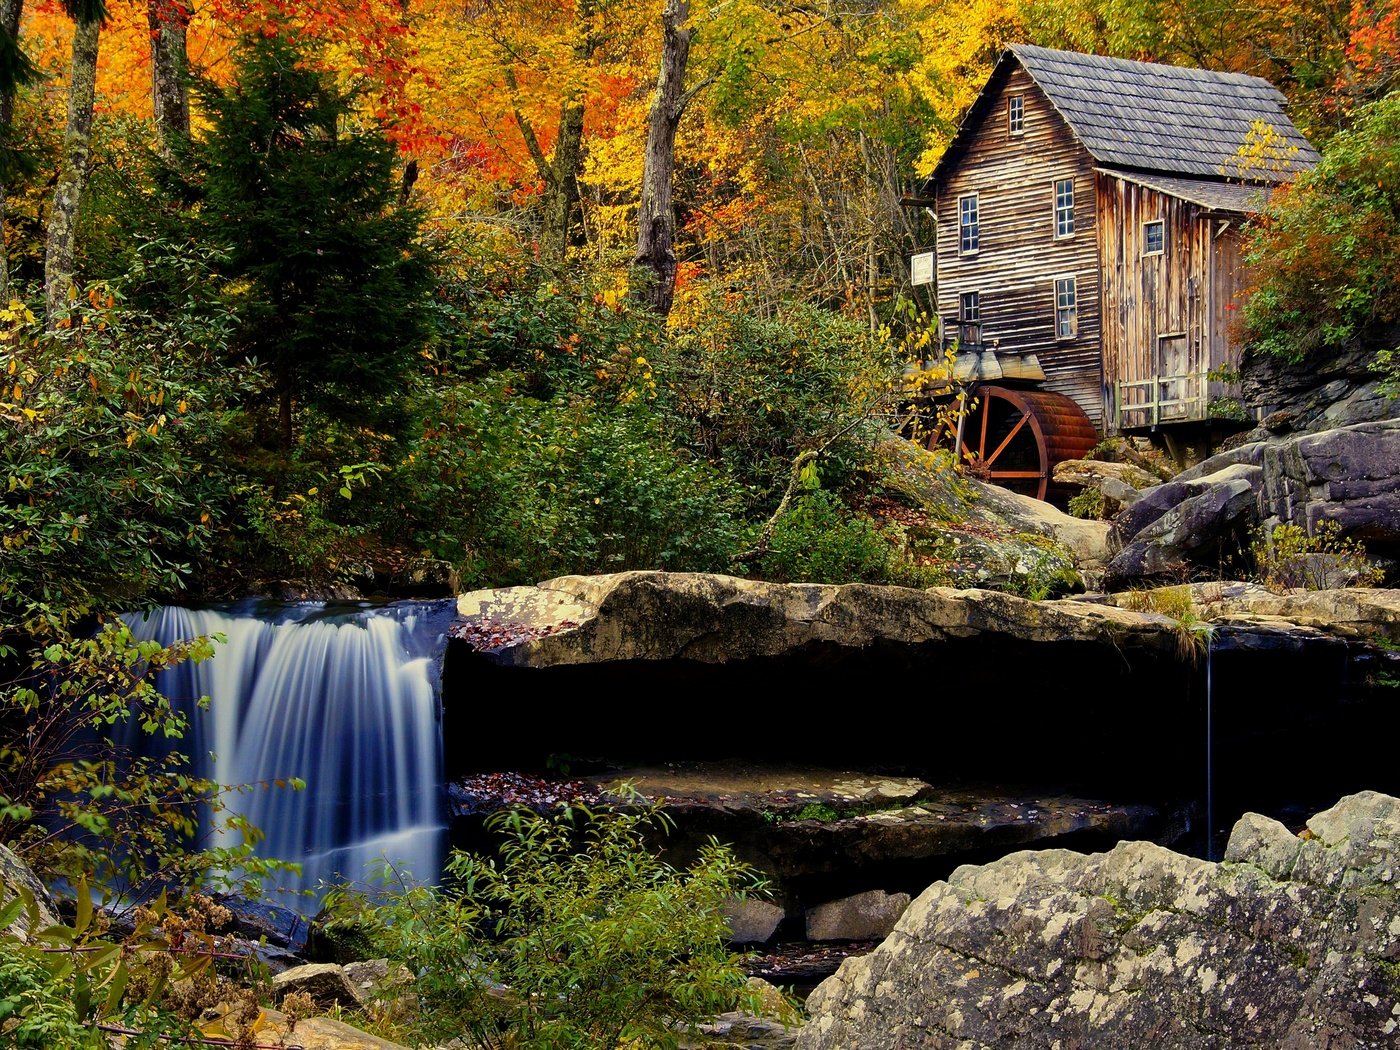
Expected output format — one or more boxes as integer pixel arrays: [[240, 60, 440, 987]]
[[929, 384, 1097, 504], [983, 411, 1031, 468]]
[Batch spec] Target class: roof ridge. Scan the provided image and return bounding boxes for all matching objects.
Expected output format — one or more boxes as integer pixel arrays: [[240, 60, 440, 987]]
[[1007, 42, 1274, 89]]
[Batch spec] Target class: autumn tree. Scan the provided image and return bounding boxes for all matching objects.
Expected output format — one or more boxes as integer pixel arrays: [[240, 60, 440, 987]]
[[0, 0, 36, 299], [167, 29, 432, 448], [148, 0, 191, 150], [632, 0, 697, 316], [44, 0, 105, 323], [1242, 90, 1400, 363]]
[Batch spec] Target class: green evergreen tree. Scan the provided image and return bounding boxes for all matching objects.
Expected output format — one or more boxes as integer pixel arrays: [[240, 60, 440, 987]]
[[177, 30, 431, 448]]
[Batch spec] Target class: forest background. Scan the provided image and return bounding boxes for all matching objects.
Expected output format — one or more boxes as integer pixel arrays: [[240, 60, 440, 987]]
[[0, 0, 1396, 625], [0, 1, 1396, 1043]]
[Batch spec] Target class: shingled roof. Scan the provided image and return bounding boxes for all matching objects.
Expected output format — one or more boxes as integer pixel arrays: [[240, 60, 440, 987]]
[[929, 44, 1319, 190]]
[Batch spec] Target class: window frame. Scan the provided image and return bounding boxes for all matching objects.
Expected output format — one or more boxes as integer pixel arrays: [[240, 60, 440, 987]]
[[1008, 94, 1025, 136], [1054, 275, 1078, 341], [1143, 219, 1166, 257], [958, 290, 981, 345], [959, 291, 980, 323], [958, 193, 980, 255], [1053, 178, 1075, 239]]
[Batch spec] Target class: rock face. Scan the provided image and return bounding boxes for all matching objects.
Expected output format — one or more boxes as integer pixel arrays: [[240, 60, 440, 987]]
[[1107, 419, 1400, 583], [0, 843, 59, 942], [455, 572, 1182, 669], [798, 791, 1400, 1050], [805, 890, 911, 942], [446, 571, 1400, 801], [1241, 337, 1400, 435], [271, 962, 366, 1010]]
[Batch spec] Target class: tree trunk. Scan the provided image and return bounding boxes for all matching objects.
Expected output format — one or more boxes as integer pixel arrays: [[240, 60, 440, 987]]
[[536, 92, 585, 269], [44, 13, 100, 324], [148, 0, 190, 152], [631, 0, 693, 318], [0, 0, 25, 302]]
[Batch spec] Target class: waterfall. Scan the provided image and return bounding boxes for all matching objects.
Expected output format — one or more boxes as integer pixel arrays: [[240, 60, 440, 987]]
[[122, 601, 451, 913], [1205, 635, 1215, 862]]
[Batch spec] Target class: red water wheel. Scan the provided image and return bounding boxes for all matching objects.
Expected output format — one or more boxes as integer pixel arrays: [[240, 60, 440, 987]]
[[929, 385, 1099, 501]]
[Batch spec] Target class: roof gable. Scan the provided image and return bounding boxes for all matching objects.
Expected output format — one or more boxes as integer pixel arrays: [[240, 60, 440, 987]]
[[928, 45, 1319, 190]]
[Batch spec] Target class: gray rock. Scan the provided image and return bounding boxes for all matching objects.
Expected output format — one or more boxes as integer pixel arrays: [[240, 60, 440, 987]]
[[724, 898, 786, 944], [1108, 474, 1258, 580], [272, 961, 365, 1010], [0, 843, 59, 941], [797, 791, 1400, 1050], [1108, 419, 1400, 583], [683, 1015, 798, 1048], [805, 890, 910, 942]]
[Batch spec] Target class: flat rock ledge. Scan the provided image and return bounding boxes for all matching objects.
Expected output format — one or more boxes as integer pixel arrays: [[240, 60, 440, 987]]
[[455, 572, 1180, 667], [797, 790, 1400, 1050], [455, 572, 1400, 667]]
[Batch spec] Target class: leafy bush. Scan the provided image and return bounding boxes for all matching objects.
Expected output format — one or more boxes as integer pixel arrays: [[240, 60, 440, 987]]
[[1251, 520, 1385, 591], [0, 621, 298, 904], [657, 294, 898, 511], [399, 376, 748, 587], [1067, 488, 1106, 520], [758, 488, 905, 585], [0, 286, 244, 633], [1243, 92, 1400, 362], [0, 885, 266, 1049], [323, 799, 769, 1049]]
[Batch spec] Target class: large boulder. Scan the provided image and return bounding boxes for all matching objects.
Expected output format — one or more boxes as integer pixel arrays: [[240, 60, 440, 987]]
[[1107, 468, 1260, 580], [1107, 419, 1400, 583], [798, 791, 1400, 1050], [454, 572, 1181, 669]]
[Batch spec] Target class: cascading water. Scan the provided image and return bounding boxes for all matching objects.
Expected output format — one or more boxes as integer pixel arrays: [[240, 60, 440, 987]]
[[121, 601, 452, 913]]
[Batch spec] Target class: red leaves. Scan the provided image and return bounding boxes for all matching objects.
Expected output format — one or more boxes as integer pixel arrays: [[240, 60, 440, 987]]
[[450, 617, 580, 652], [449, 771, 603, 816]]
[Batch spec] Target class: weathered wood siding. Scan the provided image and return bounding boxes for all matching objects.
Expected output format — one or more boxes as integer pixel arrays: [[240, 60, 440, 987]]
[[1098, 175, 1248, 430], [935, 67, 1104, 429]]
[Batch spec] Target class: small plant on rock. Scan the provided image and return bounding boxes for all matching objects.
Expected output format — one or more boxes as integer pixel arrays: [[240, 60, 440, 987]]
[[1067, 487, 1106, 520], [1251, 520, 1384, 592]]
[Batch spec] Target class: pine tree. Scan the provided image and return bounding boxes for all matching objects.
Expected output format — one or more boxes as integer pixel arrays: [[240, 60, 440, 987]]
[[179, 30, 431, 448]]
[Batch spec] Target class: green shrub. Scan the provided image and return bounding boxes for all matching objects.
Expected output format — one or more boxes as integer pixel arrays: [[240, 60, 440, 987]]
[[758, 488, 901, 585], [399, 376, 748, 587], [322, 799, 769, 1049], [0, 288, 242, 634], [1067, 488, 1106, 520], [1251, 520, 1384, 591], [657, 294, 896, 511]]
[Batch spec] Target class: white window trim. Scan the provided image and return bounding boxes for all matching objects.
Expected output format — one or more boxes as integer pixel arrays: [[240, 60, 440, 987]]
[[1143, 219, 1166, 257], [1008, 95, 1025, 137], [1053, 274, 1078, 341], [959, 290, 980, 322], [1053, 178, 1075, 240], [958, 193, 980, 256]]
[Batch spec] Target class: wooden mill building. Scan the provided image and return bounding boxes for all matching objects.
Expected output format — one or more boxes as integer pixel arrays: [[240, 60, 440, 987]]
[[919, 45, 1319, 439]]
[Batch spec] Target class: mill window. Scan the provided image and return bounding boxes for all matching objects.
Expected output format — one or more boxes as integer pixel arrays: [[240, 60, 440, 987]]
[[1144, 219, 1165, 255], [959, 291, 981, 345], [1054, 179, 1075, 238], [1008, 95, 1025, 136], [959, 194, 980, 254], [1055, 276, 1078, 339]]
